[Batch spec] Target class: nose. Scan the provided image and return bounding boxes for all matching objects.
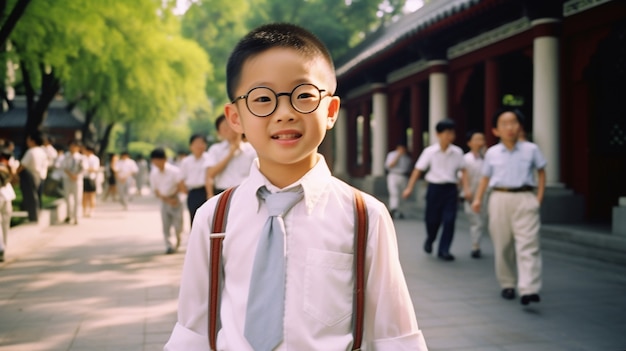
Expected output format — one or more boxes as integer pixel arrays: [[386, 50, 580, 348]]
[[272, 95, 296, 122]]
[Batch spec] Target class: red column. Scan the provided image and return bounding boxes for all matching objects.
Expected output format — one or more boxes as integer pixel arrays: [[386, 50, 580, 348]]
[[410, 83, 423, 161], [484, 58, 500, 146]]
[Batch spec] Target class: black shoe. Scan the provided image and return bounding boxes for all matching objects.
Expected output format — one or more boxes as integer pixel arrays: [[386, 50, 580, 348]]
[[501, 288, 516, 300], [0, 251, 4, 262], [165, 247, 176, 255], [471, 249, 481, 259], [437, 253, 455, 261], [63, 217, 70, 224], [520, 294, 541, 305], [423, 240, 433, 254]]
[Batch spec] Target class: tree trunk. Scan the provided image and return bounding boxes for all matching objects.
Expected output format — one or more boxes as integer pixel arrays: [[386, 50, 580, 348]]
[[0, 0, 32, 46], [22, 64, 61, 136], [81, 106, 97, 145], [98, 122, 115, 159]]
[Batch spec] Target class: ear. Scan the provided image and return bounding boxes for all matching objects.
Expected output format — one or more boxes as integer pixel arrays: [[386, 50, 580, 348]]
[[224, 103, 245, 134], [325, 96, 341, 130], [491, 128, 500, 138]]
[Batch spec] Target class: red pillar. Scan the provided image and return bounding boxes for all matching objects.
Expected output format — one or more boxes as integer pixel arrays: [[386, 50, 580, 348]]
[[484, 58, 500, 146]]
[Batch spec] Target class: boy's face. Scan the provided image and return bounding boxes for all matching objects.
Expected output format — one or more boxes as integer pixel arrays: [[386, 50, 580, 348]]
[[151, 158, 166, 171], [438, 129, 456, 145], [217, 120, 239, 142], [492, 112, 520, 143], [467, 133, 485, 151], [225, 47, 340, 174], [189, 137, 207, 155]]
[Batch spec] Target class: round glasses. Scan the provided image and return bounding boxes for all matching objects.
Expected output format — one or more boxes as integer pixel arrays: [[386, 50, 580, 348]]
[[231, 83, 331, 117]]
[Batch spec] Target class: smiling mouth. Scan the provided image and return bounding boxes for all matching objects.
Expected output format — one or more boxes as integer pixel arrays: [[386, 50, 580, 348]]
[[271, 133, 302, 140]]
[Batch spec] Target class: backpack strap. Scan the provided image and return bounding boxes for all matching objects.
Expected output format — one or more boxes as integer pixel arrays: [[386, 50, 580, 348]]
[[207, 186, 368, 350], [352, 188, 368, 351], [208, 187, 237, 351]]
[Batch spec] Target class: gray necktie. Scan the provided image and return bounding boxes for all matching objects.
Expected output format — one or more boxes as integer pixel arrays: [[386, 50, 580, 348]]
[[244, 185, 304, 351]]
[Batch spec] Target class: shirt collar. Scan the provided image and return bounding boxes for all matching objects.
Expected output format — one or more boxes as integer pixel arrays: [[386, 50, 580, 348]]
[[499, 140, 523, 152], [245, 154, 332, 215]]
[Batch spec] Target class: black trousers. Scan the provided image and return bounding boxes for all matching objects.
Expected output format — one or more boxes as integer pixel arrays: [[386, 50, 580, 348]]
[[425, 183, 458, 255], [19, 169, 41, 222], [187, 187, 207, 225]]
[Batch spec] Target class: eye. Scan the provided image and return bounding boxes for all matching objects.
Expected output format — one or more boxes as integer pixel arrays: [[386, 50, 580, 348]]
[[253, 95, 273, 103], [296, 92, 316, 100]]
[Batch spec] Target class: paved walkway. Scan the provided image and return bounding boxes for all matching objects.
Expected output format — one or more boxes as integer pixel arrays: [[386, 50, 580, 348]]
[[1, 194, 625, 351]]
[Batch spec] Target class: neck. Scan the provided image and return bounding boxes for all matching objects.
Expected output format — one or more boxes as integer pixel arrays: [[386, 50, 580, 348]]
[[259, 154, 318, 189], [439, 142, 450, 151], [502, 139, 517, 150]]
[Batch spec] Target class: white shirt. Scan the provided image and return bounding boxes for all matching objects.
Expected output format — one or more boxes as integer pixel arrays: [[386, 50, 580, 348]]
[[384, 150, 413, 175], [204, 141, 256, 189], [482, 141, 547, 188], [62, 151, 84, 180], [165, 156, 427, 351], [414, 143, 464, 184], [463, 151, 484, 192], [115, 158, 138, 181], [84, 154, 100, 180], [21, 146, 49, 180], [150, 163, 182, 198], [179, 153, 209, 189], [0, 183, 16, 201]]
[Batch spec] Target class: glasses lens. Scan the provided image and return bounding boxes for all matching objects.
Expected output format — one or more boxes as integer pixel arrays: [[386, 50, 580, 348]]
[[291, 84, 321, 114], [247, 87, 276, 117]]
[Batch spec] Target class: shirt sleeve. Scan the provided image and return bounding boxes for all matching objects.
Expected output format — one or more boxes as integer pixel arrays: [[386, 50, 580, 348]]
[[164, 200, 216, 350], [481, 149, 493, 178], [414, 148, 430, 172], [532, 144, 547, 170], [362, 199, 429, 350], [204, 145, 220, 168]]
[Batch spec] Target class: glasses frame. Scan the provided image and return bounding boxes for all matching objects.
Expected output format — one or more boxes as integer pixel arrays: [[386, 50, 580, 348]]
[[231, 83, 331, 117]]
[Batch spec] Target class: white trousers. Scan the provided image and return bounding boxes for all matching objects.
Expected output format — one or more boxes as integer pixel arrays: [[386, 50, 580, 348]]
[[464, 200, 487, 248], [160, 201, 183, 250], [488, 191, 542, 295], [0, 196, 11, 252], [63, 178, 82, 221], [386, 173, 408, 210]]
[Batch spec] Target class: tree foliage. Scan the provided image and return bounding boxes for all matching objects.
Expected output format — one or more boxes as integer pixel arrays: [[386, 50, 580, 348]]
[[6, 0, 210, 153]]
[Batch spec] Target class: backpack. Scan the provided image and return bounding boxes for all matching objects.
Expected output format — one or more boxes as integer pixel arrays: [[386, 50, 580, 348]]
[[208, 186, 368, 351]]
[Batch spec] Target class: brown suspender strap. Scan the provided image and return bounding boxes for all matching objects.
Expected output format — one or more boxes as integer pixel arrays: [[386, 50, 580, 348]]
[[207, 186, 368, 350], [208, 187, 236, 351], [352, 188, 368, 351]]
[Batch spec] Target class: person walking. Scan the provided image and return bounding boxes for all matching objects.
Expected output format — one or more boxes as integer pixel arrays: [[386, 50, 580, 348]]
[[115, 151, 138, 210], [462, 131, 487, 258], [134, 154, 149, 197], [204, 114, 256, 198], [472, 107, 546, 306], [17, 132, 49, 222], [149, 148, 183, 255], [402, 119, 468, 261], [62, 141, 84, 225], [385, 143, 413, 219], [178, 134, 209, 225], [102, 153, 119, 202], [0, 147, 16, 262], [82, 145, 100, 218]]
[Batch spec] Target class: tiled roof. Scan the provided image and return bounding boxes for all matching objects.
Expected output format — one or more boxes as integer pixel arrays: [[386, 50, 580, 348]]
[[0, 106, 83, 129], [335, 0, 483, 77]]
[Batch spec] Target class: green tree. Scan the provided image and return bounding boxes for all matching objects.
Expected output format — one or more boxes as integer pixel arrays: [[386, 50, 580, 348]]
[[8, 0, 210, 154]]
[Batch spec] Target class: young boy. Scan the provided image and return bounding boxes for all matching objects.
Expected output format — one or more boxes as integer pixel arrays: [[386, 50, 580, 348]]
[[149, 148, 183, 255], [165, 23, 427, 350], [402, 119, 467, 261], [0, 147, 16, 262], [178, 134, 209, 224], [204, 115, 256, 198], [462, 131, 487, 258], [62, 140, 84, 225], [471, 108, 546, 306], [385, 143, 412, 219]]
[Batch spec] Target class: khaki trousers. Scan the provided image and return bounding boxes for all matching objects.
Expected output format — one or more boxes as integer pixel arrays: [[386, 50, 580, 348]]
[[488, 191, 542, 295]]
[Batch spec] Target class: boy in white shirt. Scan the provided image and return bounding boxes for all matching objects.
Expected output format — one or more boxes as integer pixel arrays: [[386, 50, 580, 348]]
[[462, 131, 487, 258], [165, 23, 428, 350], [150, 148, 183, 255], [0, 147, 16, 262], [62, 141, 84, 225]]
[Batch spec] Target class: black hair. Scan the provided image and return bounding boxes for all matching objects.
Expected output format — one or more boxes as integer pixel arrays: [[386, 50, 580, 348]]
[[226, 23, 335, 101], [26, 132, 43, 146], [0, 147, 12, 160], [189, 134, 207, 145], [215, 115, 226, 131], [435, 119, 456, 133], [492, 107, 526, 128], [465, 129, 484, 142], [150, 148, 167, 160]]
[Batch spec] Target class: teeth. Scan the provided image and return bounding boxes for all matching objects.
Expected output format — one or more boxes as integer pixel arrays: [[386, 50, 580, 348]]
[[273, 134, 300, 139]]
